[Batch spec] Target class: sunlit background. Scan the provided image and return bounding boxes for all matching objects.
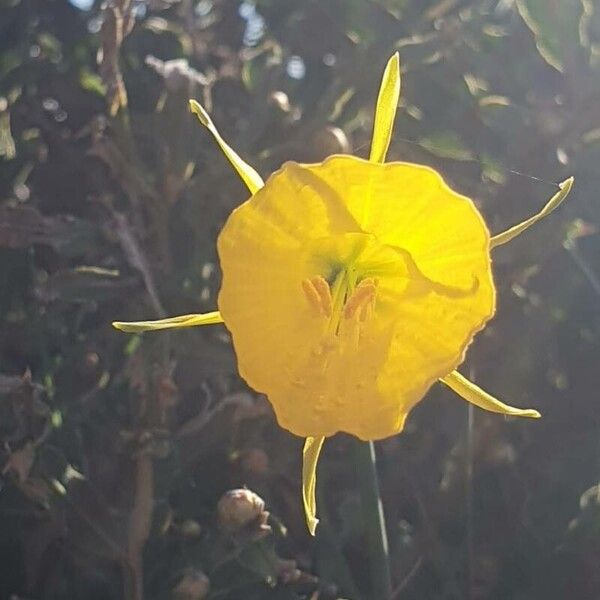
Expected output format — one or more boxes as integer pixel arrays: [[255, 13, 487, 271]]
[[1, 1, 599, 599]]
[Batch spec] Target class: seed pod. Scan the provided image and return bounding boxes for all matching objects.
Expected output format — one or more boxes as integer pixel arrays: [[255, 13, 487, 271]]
[[217, 488, 271, 538]]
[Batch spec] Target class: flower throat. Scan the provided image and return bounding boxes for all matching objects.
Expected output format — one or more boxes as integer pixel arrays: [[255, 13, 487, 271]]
[[302, 268, 378, 337]]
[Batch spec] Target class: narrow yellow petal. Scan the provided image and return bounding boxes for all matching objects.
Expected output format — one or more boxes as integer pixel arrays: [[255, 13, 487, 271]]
[[302, 436, 325, 536], [189, 99, 264, 195], [490, 177, 574, 248], [112, 311, 223, 333], [369, 53, 401, 163], [441, 370, 541, 418]]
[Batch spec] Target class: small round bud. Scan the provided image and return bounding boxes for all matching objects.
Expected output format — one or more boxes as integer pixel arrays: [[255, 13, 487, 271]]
[[217, 488, 270, 537], [84, 351, 100, 369], [311, 126, 351, 157], [179, 519, 202, 538], [172, 569, 209, 600], [268, 91, 291, 113]]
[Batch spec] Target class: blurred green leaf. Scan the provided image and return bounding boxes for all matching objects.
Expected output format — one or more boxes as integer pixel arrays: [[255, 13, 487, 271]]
[[418, 131, 474, 161], [79, 67, 107, 96], [516, 0, 586, 71]]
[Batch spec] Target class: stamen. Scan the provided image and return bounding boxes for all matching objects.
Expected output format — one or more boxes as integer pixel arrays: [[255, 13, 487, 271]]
[[302, 278, 322, 315], [358, 297, 375, 322], [343, 278, 377, 320], [312, 276, 333, 317], [302, 276, 333, 317]]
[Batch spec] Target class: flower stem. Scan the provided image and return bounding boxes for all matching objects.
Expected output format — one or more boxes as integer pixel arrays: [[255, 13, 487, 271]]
[[355, 439, 392, 600]]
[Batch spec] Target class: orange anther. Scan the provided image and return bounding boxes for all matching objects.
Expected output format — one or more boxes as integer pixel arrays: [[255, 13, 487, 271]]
[[343, 278, 377, 320], [302, 278, 321, 315], [302, 276, 333, 317], [311, 276, 333, 317]]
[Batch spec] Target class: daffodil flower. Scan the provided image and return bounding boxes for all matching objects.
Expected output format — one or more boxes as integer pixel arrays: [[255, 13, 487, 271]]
[[114, 53, 573, 536]]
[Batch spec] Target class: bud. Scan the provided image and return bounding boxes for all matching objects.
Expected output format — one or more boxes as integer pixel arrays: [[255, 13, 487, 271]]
[[217, 488, 271, 538], [172, 569, 209, 600], [179, 519, 202, 538], [311, 126, 351, 157], [268, 91, 291, 113]]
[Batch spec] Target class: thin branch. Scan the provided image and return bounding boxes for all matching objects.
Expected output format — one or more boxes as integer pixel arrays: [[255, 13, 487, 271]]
[[124, 454, 154, 600], [390, 557, 423, 599]]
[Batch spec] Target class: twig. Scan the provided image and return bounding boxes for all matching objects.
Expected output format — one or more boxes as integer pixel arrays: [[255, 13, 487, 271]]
[[112, 210, 166, 318], [174, 392, 254, 439], [390, 556, 423, 599], [124, 454, 154, 600], [62, 490, 125, 560], [98, 0, 134, 116]]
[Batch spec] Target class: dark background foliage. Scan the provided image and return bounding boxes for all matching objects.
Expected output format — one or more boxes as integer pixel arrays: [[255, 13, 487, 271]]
[[0, 0, 599, 599]]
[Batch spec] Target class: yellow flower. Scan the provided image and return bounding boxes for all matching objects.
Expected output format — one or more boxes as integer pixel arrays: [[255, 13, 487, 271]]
[[114, 53, 573, 536]]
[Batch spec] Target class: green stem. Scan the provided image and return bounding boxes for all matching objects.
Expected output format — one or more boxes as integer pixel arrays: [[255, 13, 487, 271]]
[[355, 439, 392, 600]]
